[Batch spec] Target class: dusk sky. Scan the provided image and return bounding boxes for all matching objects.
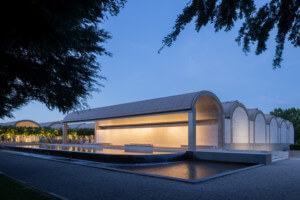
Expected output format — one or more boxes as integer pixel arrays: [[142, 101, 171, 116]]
[[1, 0, 299, 123]]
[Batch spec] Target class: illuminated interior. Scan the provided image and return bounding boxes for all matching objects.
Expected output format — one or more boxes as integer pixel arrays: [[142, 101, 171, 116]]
[[95, 95, 222, 149]]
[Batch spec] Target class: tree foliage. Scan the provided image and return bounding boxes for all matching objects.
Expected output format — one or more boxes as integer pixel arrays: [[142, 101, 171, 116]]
[[0, 126, 94, 143], [160, 0, 299, 68], [271, 108, 300, 143], [0, 0, 125, 119]]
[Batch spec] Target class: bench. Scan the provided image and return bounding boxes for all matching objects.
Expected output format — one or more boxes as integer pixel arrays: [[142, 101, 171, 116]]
[[124, 143, 154, 153]]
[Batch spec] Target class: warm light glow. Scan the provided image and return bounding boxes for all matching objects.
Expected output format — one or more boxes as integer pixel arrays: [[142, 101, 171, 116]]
[[16, 121, 39, 127]]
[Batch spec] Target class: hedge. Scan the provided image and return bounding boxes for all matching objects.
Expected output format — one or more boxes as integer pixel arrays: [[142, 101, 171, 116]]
[[0, 126, 94, 137], [290, 144, 300, 150]]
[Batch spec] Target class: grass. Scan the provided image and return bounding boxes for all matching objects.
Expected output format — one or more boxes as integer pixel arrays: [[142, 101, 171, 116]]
[[0, 174, 56, 200]]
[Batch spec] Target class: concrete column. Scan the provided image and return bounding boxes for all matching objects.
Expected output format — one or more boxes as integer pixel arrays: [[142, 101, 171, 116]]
[[188, 109, 196, 151], [218, 113, 224, 149], [94, 121, 97, 143], [63, 123, 68, 144]]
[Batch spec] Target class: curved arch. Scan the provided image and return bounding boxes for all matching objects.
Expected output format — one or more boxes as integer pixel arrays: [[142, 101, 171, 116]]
[[192, 91, 224, 149], [264, 114, 278, 125], [15, 120, 40, 127], [191, 91, 223, 108], [248, 109, 267, 122], [48, 121, 63, 129], [276, 118, 284, 128], [248, 109, 267, 143], [222, 101, 249, 119]]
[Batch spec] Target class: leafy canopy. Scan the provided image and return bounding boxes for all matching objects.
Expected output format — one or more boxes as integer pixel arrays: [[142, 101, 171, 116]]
[[160, 0, 299, 68], [271, 108, 300, 143], [0, 0, 125, 119]]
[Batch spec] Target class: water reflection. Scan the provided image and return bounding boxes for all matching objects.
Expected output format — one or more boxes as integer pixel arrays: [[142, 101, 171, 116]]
[[117, 161, 252, 180], [13, 144, 176, 155]]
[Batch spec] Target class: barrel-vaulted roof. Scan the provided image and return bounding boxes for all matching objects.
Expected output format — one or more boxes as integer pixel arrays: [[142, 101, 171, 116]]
[[40, 121, 62, 128], [63, 91, 222, 123], [247, 109, 266, 122], [264, 114, 277, 125], [68, 123, 95, 129], [276, 118, 288, 128], [222, 101, 248, 118], [286, 121, 293, 129]]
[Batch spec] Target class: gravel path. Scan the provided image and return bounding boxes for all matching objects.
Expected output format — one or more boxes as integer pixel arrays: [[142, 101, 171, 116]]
[[0, 150, 299, 200]]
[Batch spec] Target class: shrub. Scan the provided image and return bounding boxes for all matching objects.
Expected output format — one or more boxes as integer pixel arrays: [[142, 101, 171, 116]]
[[290, 144, 300, 150], [0, 125, 94, 143]]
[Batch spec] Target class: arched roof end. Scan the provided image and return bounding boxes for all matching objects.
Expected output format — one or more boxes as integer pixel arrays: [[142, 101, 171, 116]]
[[222, 101, 248, 118], [247, 109, 266, 122]]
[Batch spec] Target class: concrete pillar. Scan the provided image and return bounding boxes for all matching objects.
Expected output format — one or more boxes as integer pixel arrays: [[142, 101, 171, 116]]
[[94, 121, 97, 143], [63, 123, 68, 144], [188, 109, 196, 151]]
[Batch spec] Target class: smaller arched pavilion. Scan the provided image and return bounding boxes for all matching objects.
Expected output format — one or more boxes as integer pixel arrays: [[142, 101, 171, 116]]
[[248, 109, 267, 144], [0, 120, 40, 128], [222, 101, 249, 145]]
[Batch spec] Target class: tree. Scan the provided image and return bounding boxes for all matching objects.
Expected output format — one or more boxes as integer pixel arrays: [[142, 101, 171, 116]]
[[160, 0, 299, 68], [0, 0, 125, 119], [271, 108, 300, 143]]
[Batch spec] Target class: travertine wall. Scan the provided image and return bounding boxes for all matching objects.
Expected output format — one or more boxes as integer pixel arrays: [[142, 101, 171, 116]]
[[269, 118, 278, 143], [280, 122, 287, 143], [254, 114, 266, 143], [289, 125, 295, 144], [232, 107, 248, 143], [224, 118, 231, 143], [95, 122, 218, 148], [196, 122, 218, 146], [96, 125, 188, 148], [249, 121, 254, 143]]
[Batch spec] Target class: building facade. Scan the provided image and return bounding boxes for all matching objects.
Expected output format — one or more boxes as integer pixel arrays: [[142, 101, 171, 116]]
[[63, 91, 294, 151]]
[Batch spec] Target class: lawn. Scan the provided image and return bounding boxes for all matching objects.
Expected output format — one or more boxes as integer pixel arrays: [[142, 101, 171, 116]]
[[0, 174, 56, 200]]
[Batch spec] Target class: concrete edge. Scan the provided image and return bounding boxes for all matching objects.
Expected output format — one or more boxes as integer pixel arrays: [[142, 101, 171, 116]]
[[187, 150, 272, 165], [0, 170, 68, 200]]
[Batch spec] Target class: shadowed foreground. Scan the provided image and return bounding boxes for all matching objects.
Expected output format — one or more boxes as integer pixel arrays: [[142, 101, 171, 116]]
[[0, 151, 299, 200]]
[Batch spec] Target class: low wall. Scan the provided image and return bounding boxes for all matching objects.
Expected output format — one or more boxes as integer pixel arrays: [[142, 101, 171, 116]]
[[187, 150, 272, 165], [0, 144, 187, 164], [224, 143, 290, 151], [289, 150, 300, 158]]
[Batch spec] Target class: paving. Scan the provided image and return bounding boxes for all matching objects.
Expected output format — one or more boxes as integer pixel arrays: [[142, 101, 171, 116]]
[[0, 150, 300, 200]]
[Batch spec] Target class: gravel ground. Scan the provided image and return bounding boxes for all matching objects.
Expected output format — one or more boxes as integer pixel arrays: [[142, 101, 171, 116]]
[[0, 150, 299, 200]]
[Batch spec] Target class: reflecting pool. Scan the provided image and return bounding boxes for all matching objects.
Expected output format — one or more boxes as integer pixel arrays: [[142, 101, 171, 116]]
[[115, 160, 253, 180], [12, 144, 178, 155]]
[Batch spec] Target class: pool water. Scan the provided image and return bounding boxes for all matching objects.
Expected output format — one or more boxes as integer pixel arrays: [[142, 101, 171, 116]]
[[115, 160, 254, 180], [12, 144, 178, 155]]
